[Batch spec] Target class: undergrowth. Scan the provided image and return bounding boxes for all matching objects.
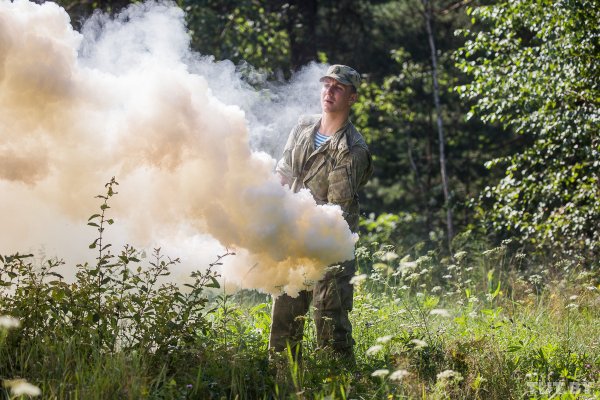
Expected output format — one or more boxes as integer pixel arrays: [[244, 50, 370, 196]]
[[1, 181, 598, 399]]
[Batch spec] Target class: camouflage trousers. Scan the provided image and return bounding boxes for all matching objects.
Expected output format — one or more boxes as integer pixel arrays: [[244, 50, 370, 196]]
[[268, 260, 355, 359]]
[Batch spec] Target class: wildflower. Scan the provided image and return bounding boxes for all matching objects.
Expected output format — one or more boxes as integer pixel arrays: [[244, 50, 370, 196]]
[[407, 273, 420, 281], [442, 274, 452, 280], [4, 379, 41, 397], [366, 345, 383, 356], [431, 286, 442, 293], [468, 311, 477, 318], [569, 295, 578, 301], [349, 274, 367, 285], [566, 303, 578, 310], [399, 261, 417, 272], [416, 255, 432, 266], [430, 309, 451, 318], [410, 339, 428, 349], [371, 369, 389, 378], [528, 274, 542, 285], [389, 369, 410, 382], [376, 335, 393, 344], [381, 251, 399, 262], [373, 263, 390, 273], [436, 369, 463, 383], [0, 316, 20, 329], [453, 251, 467, 261]]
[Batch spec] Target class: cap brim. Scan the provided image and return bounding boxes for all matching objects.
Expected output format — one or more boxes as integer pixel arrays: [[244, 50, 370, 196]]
[[320, 74, 353, 86]]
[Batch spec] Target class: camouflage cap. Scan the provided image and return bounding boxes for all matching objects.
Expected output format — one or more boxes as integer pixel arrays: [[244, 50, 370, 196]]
[[319, 64, 361, 90]]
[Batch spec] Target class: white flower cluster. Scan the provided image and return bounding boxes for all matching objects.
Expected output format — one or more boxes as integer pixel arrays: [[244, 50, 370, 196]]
[[0, 316, 20, 329]]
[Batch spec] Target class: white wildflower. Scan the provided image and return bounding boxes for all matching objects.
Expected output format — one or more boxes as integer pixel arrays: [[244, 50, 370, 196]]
[[453, 251, 467, 261], [436, 369, 463, 383], [410, 339, 428, 349], [431, 286, 442, 293], [566, 303, 578, 310], [569, 295, 578, 301], [407, 273, 420, 281], [443, 274, 453, 280], [0, 316, 20, 329], [389, 369, 410, 382], [366, 345, 383, 356], [381, 252, 399, 262], [5, 380, 41, 397], [371, 369, 390, 378], [349, 274, 367, 285], [373, 263, 389, 273], [416, 292, 424, 298], [468, 311, 477, 318], [416, 255, 432, 266], [430, 309, 451, 318], [399, 261, 417, 272], [376, 335, 393, 344]]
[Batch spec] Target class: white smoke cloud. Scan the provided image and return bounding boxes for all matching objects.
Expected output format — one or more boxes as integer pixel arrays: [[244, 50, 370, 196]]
[[0, 0, 355, 296]]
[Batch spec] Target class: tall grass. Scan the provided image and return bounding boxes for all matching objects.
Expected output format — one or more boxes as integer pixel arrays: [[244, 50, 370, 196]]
[[1, 183, 598, 399]]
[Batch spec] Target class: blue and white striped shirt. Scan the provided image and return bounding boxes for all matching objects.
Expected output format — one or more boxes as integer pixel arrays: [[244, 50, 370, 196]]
[[314, 131, 330, 148]]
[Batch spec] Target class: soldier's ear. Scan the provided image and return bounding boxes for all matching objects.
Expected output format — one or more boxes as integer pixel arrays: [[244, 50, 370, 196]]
[[348, 92, 358, 105]]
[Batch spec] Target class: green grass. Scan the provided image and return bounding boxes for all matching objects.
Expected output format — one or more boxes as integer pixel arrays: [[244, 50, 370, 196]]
[[1, 241, 598, 399], [0, 185, 598, 398]]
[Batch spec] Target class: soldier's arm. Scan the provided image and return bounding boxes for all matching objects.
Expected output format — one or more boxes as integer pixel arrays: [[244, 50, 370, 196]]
[[275, 125, 299, 187]]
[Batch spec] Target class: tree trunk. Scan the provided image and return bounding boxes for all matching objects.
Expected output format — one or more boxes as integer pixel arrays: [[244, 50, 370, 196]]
[[285, 0, 318, 70], [423, 0, 454, 253]]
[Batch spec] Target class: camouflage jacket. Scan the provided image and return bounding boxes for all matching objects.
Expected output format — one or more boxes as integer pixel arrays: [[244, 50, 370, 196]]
[[276, 114, 373, 232]]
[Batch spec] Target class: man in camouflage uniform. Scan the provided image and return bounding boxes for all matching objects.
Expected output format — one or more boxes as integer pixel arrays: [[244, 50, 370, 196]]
[[269, 65, 373, 363]]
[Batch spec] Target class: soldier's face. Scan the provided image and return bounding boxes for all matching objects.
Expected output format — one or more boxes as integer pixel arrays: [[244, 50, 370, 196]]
[[321, 78, 357, 114]]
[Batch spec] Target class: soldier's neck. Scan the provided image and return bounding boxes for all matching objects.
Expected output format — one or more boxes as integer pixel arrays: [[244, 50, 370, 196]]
[[319, 112, 349, 136]]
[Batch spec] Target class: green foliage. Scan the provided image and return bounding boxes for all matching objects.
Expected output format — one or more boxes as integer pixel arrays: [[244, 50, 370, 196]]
[[2, 213, 599, 398], [181, 0, 291, 75], [0, 179, 226, 398], [354, 37, 516, 255], [455, 0, 600, 262]]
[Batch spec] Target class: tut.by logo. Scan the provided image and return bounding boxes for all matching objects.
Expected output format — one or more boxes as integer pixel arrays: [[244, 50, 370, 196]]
[[526, 381, 595, 397]]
